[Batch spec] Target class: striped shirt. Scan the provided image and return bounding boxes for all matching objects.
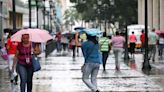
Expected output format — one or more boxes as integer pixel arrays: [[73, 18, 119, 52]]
[[99, 37, 109, 51]]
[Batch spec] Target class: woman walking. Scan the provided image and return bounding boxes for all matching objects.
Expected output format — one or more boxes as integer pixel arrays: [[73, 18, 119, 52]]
[[70, 34, 76, 60], [129, 31, 137, 58], [12, 34, 40, 92], [81, 34, 102, 92], [6, 32, 18, 84], [111, 31, 125, 71]]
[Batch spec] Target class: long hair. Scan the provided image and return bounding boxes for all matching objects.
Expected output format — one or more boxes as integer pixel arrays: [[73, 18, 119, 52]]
[[86, 34, 98, 44]]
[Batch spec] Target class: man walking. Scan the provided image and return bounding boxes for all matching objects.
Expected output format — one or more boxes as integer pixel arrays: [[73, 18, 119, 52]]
[[140, 30, 145, 53], [148, 29, 158, 62]]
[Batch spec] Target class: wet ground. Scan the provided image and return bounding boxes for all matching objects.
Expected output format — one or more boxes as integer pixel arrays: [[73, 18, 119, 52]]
[[0, 51, 163, 92]]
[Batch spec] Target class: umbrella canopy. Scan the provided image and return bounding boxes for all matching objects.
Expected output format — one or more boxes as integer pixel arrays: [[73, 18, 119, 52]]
[[74, 27, 85, 30], [11, 28, 53, 42], [61, 31, 76, 37], [155, 30, 164, 34], [79, 28, 103, 37], [74, 27, 85, 32]]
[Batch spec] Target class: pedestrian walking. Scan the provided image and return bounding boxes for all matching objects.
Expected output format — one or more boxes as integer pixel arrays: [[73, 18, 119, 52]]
[[61, 35, 68, 54], [111, 31, 125, 71], [12, 34, 41, 92], [140, 30, 145, 53], [129, 31, 137, 58], [99, 32, 110, 71], [6, 32, 18, 84], [2, 32, 9, 48], [55, 32, 62, 53], [158, 34, 164, 59], [148, 29, 158, 62], [69, 34, 76, 60], [81, 34, 102, 92]]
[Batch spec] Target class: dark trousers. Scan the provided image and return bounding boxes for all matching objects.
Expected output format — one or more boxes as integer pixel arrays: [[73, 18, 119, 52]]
[[72, 45, 76, 58], [62, 43, 67, 51], [141, 42, 145, 52], [130, 43, 135, 54], [17, 64, 33, 92], [102, 51, 109, 71]]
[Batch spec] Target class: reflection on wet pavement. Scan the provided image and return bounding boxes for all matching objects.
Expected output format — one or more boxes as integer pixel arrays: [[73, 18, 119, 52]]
[[0, 55, 163, 92]]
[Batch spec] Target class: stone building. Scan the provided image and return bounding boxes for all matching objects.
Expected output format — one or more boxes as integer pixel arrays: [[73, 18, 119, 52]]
[[138, 0, 164, 30]]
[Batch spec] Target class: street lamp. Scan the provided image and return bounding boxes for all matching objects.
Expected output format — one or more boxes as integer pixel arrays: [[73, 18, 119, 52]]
[[29, 0, 32, 28], [142, 0, 151, 70], [12, 0, 16, 31], [103, 4, 108, 33], [39, 0, 46, 29], [97, 0, 102, 30], [35, 0, 39, 28], [49, 0, 55, 32]]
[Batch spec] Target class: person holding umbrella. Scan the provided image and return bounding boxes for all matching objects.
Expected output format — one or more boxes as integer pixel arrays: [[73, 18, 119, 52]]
[[81, 29, 102, 92], [12, 34, 41, 92]]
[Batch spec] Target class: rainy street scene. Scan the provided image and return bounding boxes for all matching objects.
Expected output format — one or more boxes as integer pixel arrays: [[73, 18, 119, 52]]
[[0, 0, 164, 92]]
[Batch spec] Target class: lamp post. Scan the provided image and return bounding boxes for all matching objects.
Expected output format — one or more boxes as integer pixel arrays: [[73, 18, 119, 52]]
[[12, 0, 16, 32], [35, 0, 39, 28], [49, 0, 54, 32], [103, 4, 108, 33], [0, 1, 3, 43], [29, 0, 32, 28], [142, 0, 151, 70], [43, 0, 46, 29], [97, 0, 102, 30]]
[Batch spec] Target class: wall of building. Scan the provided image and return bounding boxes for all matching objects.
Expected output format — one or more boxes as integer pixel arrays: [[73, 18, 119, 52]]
[[138, 0, 164, 30]]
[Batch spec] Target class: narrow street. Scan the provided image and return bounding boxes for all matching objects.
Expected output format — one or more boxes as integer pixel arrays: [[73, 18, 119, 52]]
[[0, 51, 163, 92]]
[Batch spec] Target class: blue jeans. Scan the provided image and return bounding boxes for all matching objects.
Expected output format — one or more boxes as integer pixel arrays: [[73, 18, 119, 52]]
[[82, 63, 100, 92], [17, 64, 33, 92], [159, 44, 164, 57], [56, 41, 61, 52]]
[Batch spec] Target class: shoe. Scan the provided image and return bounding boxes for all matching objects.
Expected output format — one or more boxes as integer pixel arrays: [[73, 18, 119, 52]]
[[103, 68, 106, 72], [10, 79, 14, 83], [14, 75, 18, 85], [14, 82, 18, 85], [115, 66, 120, 71], [96, 90, 100, 92]]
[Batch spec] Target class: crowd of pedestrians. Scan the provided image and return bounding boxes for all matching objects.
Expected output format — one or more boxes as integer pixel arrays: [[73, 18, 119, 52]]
[[0, 27, 163, 92]]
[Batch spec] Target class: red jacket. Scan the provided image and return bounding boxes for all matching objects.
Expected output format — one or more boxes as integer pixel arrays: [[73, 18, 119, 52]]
[[140, 33, 145, 43]]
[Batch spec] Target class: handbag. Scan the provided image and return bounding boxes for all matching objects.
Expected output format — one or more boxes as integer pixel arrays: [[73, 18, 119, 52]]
[[68, 42, 73, 49], [0, 47, 8, 60], [32, 54, 41, 72]]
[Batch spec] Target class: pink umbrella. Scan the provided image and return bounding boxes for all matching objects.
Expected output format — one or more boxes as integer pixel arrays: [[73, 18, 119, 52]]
[[155, 30, 164, 35], [11, 28, 53, 42]]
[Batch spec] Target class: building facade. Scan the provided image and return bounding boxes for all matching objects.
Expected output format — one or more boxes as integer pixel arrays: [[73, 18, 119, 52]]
[[138, 0, 164, 30]]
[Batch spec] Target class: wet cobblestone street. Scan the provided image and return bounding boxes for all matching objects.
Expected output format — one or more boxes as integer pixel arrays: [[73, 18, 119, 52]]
[[0, 52, 163, 92]]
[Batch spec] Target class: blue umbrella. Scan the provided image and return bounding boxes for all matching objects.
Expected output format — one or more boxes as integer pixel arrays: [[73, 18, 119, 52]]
[[80, 28, 103, 37], [74, 27, 85, 30], [74, 27, 86, 33]]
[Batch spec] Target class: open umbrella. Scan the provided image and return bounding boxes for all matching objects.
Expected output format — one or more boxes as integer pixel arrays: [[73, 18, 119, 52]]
[[11, 28, 53, 42], [79, 28, 103, 37], [155, 30, 164, 35]]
